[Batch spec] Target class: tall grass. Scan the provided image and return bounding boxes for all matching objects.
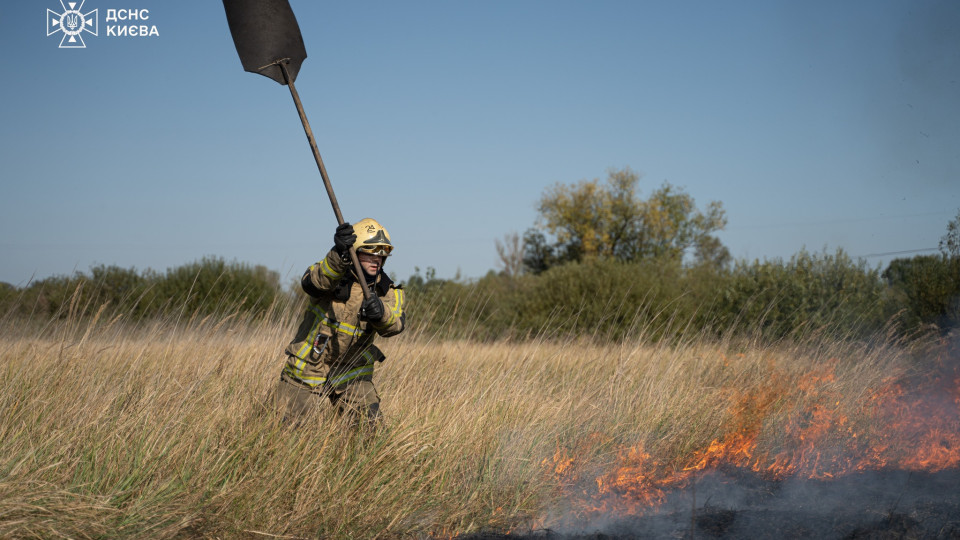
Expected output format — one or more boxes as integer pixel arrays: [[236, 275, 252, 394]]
[[0, 288, 936, 538]]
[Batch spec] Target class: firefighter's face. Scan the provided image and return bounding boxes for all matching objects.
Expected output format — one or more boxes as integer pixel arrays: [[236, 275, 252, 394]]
[[357, 252, 383, 276]]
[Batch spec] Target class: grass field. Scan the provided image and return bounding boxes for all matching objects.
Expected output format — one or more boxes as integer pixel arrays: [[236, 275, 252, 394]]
[[0, 300, 956, 538]]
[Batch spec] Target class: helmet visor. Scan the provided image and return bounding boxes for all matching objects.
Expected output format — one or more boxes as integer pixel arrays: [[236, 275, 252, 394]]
[[357, 244, 392, 257]]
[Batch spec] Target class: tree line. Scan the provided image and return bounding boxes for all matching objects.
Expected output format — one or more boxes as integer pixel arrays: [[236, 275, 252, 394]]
[[0, 257, 285, 323], [406, 246, 958, 343], [422, 167, 960, 342], [2, 168, 958, 343]]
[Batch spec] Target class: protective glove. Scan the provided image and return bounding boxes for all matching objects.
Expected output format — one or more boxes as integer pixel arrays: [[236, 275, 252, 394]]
[[333, 222, 356, 257], [359, 295, 385, 323]]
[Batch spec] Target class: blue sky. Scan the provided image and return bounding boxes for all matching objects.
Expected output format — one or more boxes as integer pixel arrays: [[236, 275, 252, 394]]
[[1, 1, 958, 287]]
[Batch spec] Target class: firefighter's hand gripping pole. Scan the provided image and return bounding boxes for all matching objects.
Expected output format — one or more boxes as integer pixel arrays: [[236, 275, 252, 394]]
[[277, 61, 371, 301]]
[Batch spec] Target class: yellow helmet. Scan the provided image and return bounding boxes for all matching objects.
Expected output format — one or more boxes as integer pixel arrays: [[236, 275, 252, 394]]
[[352, 218, 393, 257]]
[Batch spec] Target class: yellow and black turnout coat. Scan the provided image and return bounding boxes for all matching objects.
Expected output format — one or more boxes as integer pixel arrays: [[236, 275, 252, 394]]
[[282, 249, 405, 390]]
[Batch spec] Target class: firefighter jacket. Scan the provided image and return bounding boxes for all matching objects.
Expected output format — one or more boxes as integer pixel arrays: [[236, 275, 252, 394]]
[[282, 249, 405, 389]]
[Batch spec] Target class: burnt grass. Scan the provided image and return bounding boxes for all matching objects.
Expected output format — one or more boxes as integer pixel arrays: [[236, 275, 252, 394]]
[[458, 466, 960, 539]]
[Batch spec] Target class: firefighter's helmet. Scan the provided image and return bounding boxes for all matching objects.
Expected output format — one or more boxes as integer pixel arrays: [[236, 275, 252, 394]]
[[352, 218, 393, 257]]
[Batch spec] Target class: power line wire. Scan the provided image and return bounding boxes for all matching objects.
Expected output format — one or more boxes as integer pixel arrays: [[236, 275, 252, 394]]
[[730, 210, 955, 231], [858, 247, 939, 258]]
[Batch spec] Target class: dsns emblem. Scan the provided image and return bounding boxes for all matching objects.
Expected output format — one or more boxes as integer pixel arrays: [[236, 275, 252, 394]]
[[47, 0, 99, 49]]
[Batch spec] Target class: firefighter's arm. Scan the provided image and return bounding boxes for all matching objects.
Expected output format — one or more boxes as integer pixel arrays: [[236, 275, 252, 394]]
[[301, 222, 356, 298], [301, 249, 347, 298], [365, 286, 406, 337]]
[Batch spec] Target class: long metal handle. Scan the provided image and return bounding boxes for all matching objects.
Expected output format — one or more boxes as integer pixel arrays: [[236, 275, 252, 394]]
[[278, 61, 371, 300]]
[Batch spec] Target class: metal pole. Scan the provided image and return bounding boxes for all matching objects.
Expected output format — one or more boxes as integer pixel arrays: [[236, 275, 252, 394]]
[[278, 61, 371, 300]]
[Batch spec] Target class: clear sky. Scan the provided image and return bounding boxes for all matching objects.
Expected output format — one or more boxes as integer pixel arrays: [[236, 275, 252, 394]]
[[2, 1, 958, 287]]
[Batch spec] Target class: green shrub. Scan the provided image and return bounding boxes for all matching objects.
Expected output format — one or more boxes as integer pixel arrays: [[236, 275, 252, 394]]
[[715, 248, 890, 340], [883, 255, 960, 335], [1, 258, 284, 322], [405, 257, 717, 342], [511, 256, 691, 340], [404, 250, 893, 343], [154, 256, 282, 318], [403, 268, 522, 341]]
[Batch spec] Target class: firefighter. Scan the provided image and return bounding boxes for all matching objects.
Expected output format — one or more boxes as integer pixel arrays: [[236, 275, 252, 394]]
[[275, 218, 405, 426]]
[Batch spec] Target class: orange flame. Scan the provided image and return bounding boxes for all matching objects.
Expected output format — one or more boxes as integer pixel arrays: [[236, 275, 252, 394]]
[[541, 350, 960, 521]]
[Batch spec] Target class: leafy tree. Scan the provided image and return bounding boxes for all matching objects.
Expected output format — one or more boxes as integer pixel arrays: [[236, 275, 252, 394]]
[[880, 211, 960, 335], [521, 229, 559, 275], [940, 209, 960, 258], [527, 167, 727, 272], [634, 183, 727, 262], [693, 234, 732, 269]]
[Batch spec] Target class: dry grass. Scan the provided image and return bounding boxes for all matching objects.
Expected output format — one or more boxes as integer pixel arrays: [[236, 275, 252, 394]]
[[0, 303, 926, 538]]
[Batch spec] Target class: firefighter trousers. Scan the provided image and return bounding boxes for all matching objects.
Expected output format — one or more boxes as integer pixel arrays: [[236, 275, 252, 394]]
[[275, 372, 381, 426]]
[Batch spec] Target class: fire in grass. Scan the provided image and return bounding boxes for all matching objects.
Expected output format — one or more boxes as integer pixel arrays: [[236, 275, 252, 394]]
[[541, 345, 960, 524]]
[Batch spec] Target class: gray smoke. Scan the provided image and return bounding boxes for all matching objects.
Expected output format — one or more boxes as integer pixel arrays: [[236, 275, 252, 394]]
[[458, 337, 960, 540], [462, 469, 960, 539]]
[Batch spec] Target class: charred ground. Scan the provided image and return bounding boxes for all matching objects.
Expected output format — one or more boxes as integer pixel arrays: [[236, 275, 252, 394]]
[[459, 337, 960, 540], [460, 467, 960, 539]]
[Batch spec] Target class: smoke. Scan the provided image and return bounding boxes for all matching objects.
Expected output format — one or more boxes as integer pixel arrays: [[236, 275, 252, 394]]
[[459, 338, 960, 540], [469, 469, 960, 539]]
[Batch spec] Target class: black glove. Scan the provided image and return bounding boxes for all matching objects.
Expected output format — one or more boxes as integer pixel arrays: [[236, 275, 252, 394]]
[[333, 222, 356, 256], [360, 295, 385, 322]]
